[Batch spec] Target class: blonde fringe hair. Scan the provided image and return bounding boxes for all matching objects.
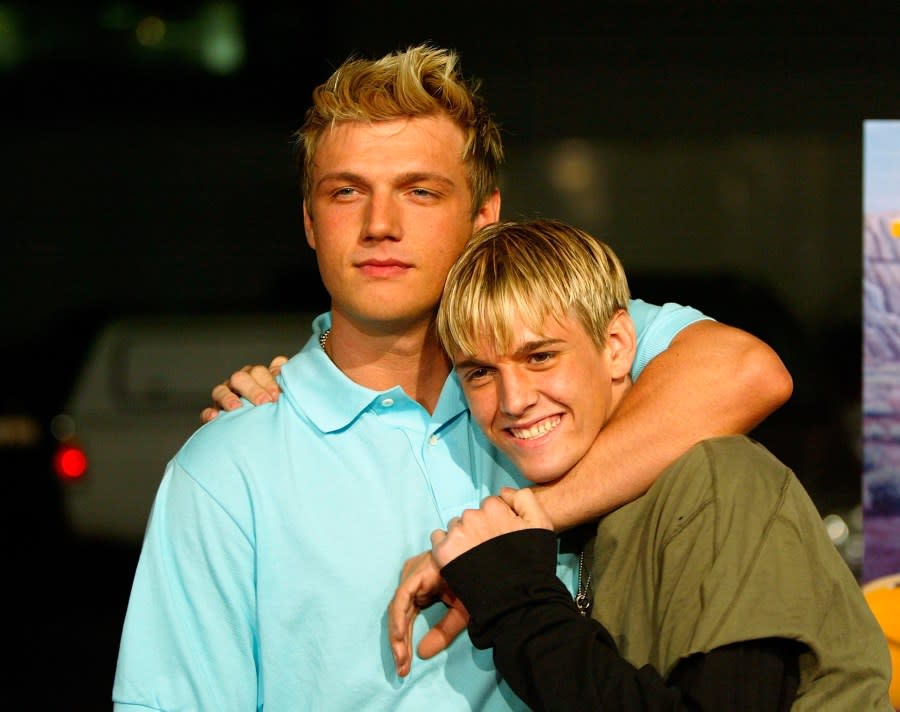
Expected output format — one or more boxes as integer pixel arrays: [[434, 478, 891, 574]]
[[294, 44, 503, 216], [437, 219, 631, 357]]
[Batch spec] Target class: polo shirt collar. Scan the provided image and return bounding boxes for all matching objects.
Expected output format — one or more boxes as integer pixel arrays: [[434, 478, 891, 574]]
[[280, 313, 468, 433]]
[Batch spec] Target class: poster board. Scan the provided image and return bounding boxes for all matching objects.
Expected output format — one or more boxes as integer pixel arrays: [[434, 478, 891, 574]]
[[862, 119, 900, 583]]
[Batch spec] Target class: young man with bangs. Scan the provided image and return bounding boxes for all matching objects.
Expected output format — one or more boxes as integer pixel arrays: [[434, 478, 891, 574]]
[[114, 45, 792, 710], [388, 218, 891, 711]]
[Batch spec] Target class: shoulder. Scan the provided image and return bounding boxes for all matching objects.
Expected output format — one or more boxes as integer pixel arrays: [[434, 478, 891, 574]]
[[661, 435, 792, 504], [181, 399, 278, 452], [644, 436, 802, 548], [628, 299, 712, 378], [174, 395, 315, 483]]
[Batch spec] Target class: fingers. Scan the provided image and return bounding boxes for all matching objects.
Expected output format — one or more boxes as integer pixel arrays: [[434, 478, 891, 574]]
[[498, 487, 553, 530], [389, 551, 445, 677], [210, 381, 242, 411], [200, 356, 287, 425], [387, 578, 420, 678], [268, 355, 288, 377], [231, 366, 278, 405], [208, 363, 280, 413], [388, 548, 470, 675], [497, 486, 518, 507], [416, 603, 469, 660]]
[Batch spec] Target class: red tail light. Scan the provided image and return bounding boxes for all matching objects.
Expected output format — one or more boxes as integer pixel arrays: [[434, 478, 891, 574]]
[[54, 443, 88, 481]]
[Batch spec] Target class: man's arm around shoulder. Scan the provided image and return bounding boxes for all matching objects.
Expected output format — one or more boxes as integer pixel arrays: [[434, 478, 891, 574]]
[[535, 320, 792, 530]]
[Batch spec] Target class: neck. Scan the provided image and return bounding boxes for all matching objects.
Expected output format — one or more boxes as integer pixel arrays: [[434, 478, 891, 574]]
[[325, 313, 451, 414]]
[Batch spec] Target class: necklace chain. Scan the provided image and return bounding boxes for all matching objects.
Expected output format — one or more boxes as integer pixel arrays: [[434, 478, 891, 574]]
[[319, 328, 331, 351], [575, 549, 593, 617]]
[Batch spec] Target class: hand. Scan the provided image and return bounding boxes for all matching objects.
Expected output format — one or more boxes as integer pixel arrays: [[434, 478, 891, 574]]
[[387, 551, 469, 677], [431, 487, 553, 568], [200, 356, 288, 423]]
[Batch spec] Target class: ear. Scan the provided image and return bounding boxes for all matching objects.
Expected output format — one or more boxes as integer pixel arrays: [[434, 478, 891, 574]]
[[472, 189, 501, 231], [303, 202, 316, 250], [605, 309, 636, 380]]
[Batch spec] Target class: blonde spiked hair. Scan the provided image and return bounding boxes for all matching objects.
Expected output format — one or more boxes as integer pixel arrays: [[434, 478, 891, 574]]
[[437, 219, 631, 358], [294, 44, 503, 217]]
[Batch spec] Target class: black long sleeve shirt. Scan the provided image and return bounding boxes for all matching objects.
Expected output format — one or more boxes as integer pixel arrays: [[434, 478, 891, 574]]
[[441, 529, 800, 712]]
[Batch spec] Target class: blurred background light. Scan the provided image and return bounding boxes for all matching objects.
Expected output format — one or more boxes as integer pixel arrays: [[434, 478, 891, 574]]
[[53, 443, 88, 480], [96, 2, 245, 74], [0, 3, 25, 71], [198, 2, 244, 74], [50, 413, 76, 441], [824, 512, 850, 546], [135, 15, 165, 48]]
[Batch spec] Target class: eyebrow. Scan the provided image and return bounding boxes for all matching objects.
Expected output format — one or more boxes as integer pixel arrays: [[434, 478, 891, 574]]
[[396, 172, 457, 189], [315, 171, 457, 190], [314, 172, 366, 191], [454, 337, 563, 369]]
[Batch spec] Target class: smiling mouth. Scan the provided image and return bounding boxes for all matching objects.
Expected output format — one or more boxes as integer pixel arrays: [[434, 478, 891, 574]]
[[509, 415, 562, 440]]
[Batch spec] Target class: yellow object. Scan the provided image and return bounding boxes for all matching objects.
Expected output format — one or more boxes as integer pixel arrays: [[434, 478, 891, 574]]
[[891, 218, 900, 238], [863, 573, 900, 709]]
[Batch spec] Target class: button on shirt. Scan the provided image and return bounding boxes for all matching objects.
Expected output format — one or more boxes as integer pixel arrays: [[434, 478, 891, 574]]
[[113, 303, 708, 711]]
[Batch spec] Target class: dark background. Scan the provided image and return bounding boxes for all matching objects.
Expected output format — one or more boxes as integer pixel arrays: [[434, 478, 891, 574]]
[[4, 2, 899, 708]]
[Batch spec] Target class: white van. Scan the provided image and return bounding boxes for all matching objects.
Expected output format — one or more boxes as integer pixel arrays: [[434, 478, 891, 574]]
[[56, 312, 317, 543]]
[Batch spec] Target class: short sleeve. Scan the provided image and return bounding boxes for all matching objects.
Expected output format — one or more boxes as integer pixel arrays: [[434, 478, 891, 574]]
[[113, 459, 258, 710], [628, 298, 713, 379]]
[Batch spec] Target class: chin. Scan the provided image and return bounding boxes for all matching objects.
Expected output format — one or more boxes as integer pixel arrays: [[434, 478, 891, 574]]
[[515, 461, 568, 485]]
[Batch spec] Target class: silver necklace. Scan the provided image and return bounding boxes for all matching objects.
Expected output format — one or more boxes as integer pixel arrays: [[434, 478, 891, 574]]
[[575, 549, 593, 617], [319, 328, 331, 351]]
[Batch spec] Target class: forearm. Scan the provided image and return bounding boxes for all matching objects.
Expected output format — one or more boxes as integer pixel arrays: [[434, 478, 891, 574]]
[[533, 320, 792, 530], [443, 531, 798, 712]]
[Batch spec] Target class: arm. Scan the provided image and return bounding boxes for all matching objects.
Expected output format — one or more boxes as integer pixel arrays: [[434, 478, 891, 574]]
[[534, 319, 793, 530], [389, 319, 792, 665], [388, 489, 550, 676], [113, 460, 258, 709], [201, 321, 791, 515], [387, 551, 468, 677], [443, 528, 800, 712]]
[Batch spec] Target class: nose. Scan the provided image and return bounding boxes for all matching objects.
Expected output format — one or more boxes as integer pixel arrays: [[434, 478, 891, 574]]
[[364, 191, 401, 242], [498, 369, 538, 417]]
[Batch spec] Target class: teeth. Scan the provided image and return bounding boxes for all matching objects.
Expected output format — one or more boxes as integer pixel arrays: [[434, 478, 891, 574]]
[[510, 415, 561, 440]]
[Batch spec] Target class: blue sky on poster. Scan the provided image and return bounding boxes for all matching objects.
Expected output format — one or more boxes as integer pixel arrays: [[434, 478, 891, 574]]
[[864, 120, 900, 215]]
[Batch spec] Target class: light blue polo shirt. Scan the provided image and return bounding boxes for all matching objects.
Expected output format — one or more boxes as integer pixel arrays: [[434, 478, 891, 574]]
[[113, 300, 708, 711]]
